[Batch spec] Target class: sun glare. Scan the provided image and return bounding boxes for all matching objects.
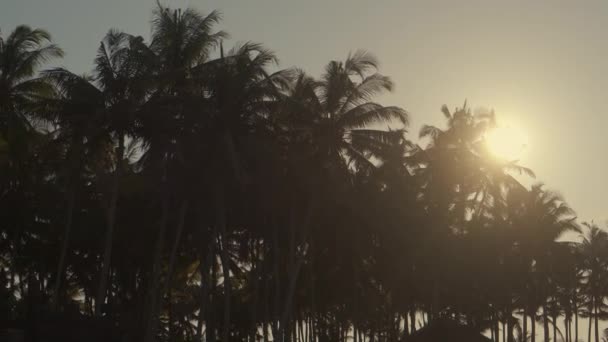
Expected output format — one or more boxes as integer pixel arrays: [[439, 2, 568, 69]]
[[485, 125, 528, 161]]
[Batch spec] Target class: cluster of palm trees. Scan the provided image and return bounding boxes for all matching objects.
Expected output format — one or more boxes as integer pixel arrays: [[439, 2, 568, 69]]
[[2, 3, 608, 342]]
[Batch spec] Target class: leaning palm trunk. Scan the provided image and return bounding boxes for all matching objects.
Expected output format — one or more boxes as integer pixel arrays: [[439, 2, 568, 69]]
[[50, 184, 76, 308], [96, 134, 124, 316]]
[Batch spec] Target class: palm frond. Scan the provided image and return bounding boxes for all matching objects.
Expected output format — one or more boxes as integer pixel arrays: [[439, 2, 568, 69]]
[[419, 124, 444, 140], [339, 73, 394, 113], [339, 103, 408, 129]]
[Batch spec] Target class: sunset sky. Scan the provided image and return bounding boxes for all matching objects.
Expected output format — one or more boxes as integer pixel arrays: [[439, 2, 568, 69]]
[[3, 0, 607, 223]]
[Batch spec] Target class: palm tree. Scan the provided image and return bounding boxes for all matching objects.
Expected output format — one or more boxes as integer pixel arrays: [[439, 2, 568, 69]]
[[517, 184, 578, 342], [275, 51, 408, 340], [35, 68, 107, 307], [93, 28, 154, 317], [0, 26, 63, 135], [139, 4, 226, 341], [580, 222, 608, 342], [0, 29, 63, 297], [280, 51, 408, 178]]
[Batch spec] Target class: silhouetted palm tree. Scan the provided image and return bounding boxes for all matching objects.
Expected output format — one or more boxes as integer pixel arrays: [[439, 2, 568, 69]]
[[93, 28, 155, 317], [36, 68, 106, 307], [580, 222, 608, 342]]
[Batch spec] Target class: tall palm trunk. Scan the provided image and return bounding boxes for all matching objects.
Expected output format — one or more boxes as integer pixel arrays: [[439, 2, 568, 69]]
[[564, 317, 572, 342], [271, 222, 281, 340], [574, 304, 578, 342], [143, 193, 170, 342], [208, 258, 218, 342], [552, 314, 556, 342], [523, 312, 528, 342], [196, 225, 217, 342], [494, 313, 499, 342], [531, 311, 536, 342], [96, 133, 124, 316], [51, 184, 76, 307], [587, 311, 592, 342], [216, 187, 231, 342], [163, 200, 188, 293], [410, 308, 416, 333], [402, 312, 409, 340], [542, 305, 549, 342], [280, 202, 314, 342], [563, 317, 568, 342], [250, 241, 263, 342], [594, 300, 599, 342], [51, 137, 82, 309], [507, 311, 514, 342], [162, 199, 189, 339]]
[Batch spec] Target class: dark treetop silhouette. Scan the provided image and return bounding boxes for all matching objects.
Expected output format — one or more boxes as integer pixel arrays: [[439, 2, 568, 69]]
[[0, 3, 605, 342]]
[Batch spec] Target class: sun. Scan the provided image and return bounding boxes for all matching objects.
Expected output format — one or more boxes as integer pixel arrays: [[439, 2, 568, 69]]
[[485, 125, 528, 161]]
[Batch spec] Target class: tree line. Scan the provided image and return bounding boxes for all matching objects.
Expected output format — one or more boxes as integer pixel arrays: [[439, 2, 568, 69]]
[[1, 3, 607, 342]]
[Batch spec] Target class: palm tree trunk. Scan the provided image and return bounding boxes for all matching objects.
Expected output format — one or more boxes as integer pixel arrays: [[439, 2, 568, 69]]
[[250, 241, 263, 342], [542, 305, 549, 342], [531, 311, 536, 342], [216, 187, 231, 342], [96, 133, 124, 316], [143, 196, 170, 342], [208, 259, 218, 342], [402, 312, 409, 340], [508, 312, 514, 342], [552, 314, 556, 342], [563, 317, 568, 342], [494, 313, 499, 342], [569, 316, 573, 342], [523, 312, 528, 342], [594, 301, 599, 342], [280, 202, 314, 341], [51, 185, 75, 308], [574, 306, 578, 342], [587, 311, 592, 342], [163, 200, 188, 293], [218, 231, 231, 342], [196, 224, 217, 341], [410, 308, 416, 333], [271, 222, 281, 341]]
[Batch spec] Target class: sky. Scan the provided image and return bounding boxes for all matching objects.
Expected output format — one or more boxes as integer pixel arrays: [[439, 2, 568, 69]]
[[3, 0, 608, 224]]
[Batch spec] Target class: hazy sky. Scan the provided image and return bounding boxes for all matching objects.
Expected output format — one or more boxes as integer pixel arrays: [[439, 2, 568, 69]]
[[3, 0, 608, 223]]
